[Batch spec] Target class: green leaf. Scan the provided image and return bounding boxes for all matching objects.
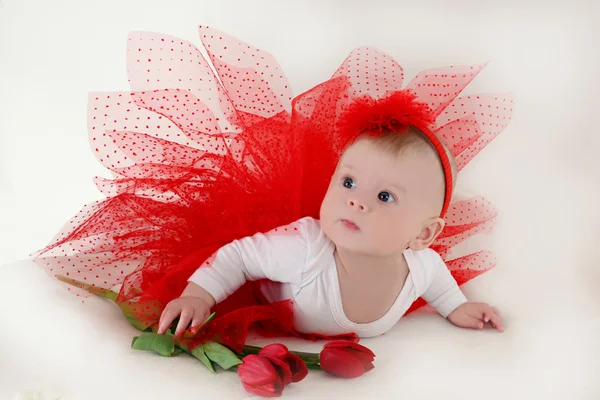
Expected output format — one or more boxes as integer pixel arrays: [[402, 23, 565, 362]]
[[203, 341, 243, 370], [124, 312, 149, 331], [173, 347, 184, 356], [131, 333, 177, 357], [190, 346, 217, 373], [117, 299, 150, 332]]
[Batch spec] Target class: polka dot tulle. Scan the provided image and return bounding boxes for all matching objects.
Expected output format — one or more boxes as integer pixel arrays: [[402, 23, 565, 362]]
[[32, 26, 513, 347]]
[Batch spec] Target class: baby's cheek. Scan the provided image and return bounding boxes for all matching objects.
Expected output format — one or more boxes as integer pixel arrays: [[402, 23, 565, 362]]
[[385, 233, 405, 252], [379, 219, 410, 250], [321, 189, 340, 215], [319, 199, 336, 233], [319, 195, 330, 218]]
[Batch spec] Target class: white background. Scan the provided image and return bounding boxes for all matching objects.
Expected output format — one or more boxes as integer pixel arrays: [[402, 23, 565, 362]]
[[1, 0, 599, 399]]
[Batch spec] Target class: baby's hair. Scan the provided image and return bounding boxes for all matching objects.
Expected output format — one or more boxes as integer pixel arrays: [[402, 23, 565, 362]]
[[362, 127, 457, 190]]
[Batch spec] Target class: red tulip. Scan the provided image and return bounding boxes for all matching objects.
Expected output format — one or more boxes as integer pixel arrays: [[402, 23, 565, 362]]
[[259, 344, 309, 383], [319, 340, 375, 378], [238, 343, 309, 397], [238, 354, 291, 397]]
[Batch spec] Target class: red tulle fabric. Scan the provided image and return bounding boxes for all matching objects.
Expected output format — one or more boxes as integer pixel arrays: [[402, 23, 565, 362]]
[[32, 26, 513, 351]]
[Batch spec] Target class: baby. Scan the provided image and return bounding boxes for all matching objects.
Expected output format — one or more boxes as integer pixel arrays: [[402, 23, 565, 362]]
[[157, 126, 504, 337]]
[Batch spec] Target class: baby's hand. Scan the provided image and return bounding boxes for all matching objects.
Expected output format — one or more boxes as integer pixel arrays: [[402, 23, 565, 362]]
[[157, 282, 216, 336], [447, 302, 504, 332]]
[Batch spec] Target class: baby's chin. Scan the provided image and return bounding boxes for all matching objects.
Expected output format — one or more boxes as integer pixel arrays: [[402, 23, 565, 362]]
[[322, 219, 362, 244], [324, 220, 393, 255]]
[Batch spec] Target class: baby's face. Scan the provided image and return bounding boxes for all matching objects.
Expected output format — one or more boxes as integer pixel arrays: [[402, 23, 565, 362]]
[[320, 138, 445, 256]]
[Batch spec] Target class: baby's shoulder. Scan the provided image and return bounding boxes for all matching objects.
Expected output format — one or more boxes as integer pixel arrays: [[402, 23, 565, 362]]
[[260, 217, 329, 257], [268, 217, 324, 241], [403, 248, 444, 287], [298, 217, 331, 248], [404, 247, 442, 266], [289, 218, 334, 283], [266, 216, 318, 232], [293, 216, 322, 232]]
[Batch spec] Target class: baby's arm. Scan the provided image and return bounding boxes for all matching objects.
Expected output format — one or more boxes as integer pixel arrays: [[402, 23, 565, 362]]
[[187, 221, 308, 303], [420, 255, 469, 318], [157, 219, 309, 335], [421, 252, 504, 332]]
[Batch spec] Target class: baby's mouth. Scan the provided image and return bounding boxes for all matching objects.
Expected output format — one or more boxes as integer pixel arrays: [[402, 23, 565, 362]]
[[341, 219, 360, 231]]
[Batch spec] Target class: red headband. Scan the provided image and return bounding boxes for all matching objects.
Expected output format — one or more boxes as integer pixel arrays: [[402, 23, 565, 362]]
[[338, 90, 453, 218]]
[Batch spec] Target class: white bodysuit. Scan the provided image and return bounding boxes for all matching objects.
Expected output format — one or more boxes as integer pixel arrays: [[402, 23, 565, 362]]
[[188, 217, 467, 337]]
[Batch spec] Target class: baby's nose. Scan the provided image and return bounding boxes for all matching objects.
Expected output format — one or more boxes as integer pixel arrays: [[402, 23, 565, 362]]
[[347, 199, 369, 212]]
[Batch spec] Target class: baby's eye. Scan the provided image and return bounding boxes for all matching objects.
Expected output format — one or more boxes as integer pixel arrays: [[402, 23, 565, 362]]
[[378, 191, 394, 203], [343, 177, 356, 189]]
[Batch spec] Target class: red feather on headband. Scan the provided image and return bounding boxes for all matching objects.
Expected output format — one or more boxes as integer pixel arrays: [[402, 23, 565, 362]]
[[337, 90, 435, 136]]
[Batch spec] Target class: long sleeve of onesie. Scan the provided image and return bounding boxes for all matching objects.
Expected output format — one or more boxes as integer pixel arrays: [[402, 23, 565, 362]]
[[420, 251, 468, 318], [187, 218, 310, 304]]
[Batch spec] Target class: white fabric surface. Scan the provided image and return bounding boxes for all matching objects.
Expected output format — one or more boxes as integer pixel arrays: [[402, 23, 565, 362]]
[[1, 258, 598, 399]]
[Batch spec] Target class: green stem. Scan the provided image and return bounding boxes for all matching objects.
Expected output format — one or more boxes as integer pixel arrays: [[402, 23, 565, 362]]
[[241, 345, 262, 355], [241, 345, 321, 366], [288, 350, 320, 363], [57, 274, 118, 301]]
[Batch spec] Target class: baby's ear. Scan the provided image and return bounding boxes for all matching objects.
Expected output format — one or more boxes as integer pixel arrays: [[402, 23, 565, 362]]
[[408, 217, 445, 251]]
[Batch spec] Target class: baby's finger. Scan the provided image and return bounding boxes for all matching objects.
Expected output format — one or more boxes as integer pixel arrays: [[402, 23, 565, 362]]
[[158, 307, 180, 335], [466, 304, 486, 320], [462, 315, 485, 330], [480, 304, 496, 323], [175, 308, 193, 336], [487, 310, 504, 332], [190, 312, 208, 334], [489, 321, 503, 332]]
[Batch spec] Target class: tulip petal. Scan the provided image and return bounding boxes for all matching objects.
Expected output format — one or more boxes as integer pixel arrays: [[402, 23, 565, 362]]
[[241, 382, 283, 398], [320, 348, 367, 378], [323, 340, 376, 357], [324, 341, 373, 352], [238, 355, 278, 386], [346, 349, 375, 372], [284, 353, 309, 382], [257, 344, 308, 383], [238, 355, 288, 397], [265, 356, 293, 386], [258, 343, 290, 360]]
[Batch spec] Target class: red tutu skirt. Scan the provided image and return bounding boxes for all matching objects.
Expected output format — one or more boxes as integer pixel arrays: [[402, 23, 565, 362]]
[[32, 26, 513, 352]]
